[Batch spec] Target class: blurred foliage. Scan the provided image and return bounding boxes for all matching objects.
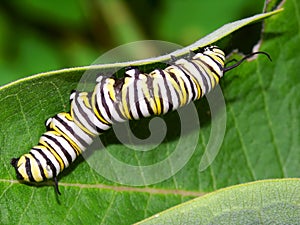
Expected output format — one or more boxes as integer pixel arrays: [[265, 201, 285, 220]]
[[0, 0, 265, 86]]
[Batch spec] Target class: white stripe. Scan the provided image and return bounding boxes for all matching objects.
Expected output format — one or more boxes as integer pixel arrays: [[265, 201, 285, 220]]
[[39, 135, 70, 168], [31, 147, 60, 177], [163, 71, 180, 110], [96, 84, 113, 124], [103, 80, 125, 123], [153, 70, 170, 114], [55, 114, 93, 150], [127, 77, 140, 119], [136, 77, 149, 118], [193, 58, 213, 93], [201, 54, 222, 75], [72, 93, 98, 135], [178, 57, 210, 95], [174, 65, 194, 104]]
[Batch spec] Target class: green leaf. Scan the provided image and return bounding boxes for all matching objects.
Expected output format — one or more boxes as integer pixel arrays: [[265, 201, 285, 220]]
[[136, 179, 300, 225], [1, 2, 299, 225]]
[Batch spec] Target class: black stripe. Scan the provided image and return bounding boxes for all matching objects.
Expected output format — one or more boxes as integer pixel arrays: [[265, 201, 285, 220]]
[[112, 98, 127, 121], [113, 77, 125, 96], [184, 69, 197, 101], [131, 69, 144, 119], [25, 156, 35, 182], [105, 82, 126, 122], [154, 69, 165, 114], [94, 85, 110, 125], [172, 65, 196, 102], [99, 81, 112, 121], [144, 76, 154, 115], [198, 58, 219, 88], [29, 152, 47, 181], [122, 78, 132, 120], [37, 143, 64, 171], [55, 115, 91, 148], [44, 134, 73, 165], [150, 70, 161, 115], [73, 93, 98, 133], [111, 77, 128, 121], [214, 53, 225, 62], [108, 78, 127, 122], [158, 69, 173, 113], [11, 158, 24, 180], [88, 92, 111, 133], [166, 71, 181, 109], [181, 73, 189, 105], [32, 147, 57, 178], [133, 74, 144, 119], [189, 60, 210, 95], [202, 53, 222, 78]]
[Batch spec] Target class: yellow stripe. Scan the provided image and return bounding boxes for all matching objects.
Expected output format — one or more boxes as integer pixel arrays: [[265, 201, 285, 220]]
[[17, 155, 30, 181], [31, 163, 43, 181], [81, 92, 92, 109], [48, 117, 81, 155], [199, 54, 223, 80], [62, 114, 86, 154], [39, 138, 65, 171], [209, 52, 225, 65], [190, 75, 202, 99], [70, 95, 97, 136], [74, 116, 95, 136], [34, 146, 52, 179], [62, 134, 81, 155], [170, 69, 187, 106], [121, 77, 132, 119], [141, 77, 157, 114], [212, 49, 226, 62], [195, 57, 220, 89], [107, 78, 116, 102], [152, 74, 162, 115], [166, 68, 184, 105], [212, 73, 220, 86], [118, 103, 126, 118], [180, 77, 188, 106], [203, 66, 220, 88], [91, 88, 110, 124], [206, 70, 216, 88]]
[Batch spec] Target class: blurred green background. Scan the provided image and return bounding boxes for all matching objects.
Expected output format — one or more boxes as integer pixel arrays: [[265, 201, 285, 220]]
[[0, 0, 265, 86]]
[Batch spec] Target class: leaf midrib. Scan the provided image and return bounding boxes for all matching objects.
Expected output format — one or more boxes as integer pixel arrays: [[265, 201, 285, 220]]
[[0, 179, 206, 197]]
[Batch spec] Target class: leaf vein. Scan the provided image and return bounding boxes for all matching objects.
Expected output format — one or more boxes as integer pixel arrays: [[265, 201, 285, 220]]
[[256, 57, 287, 177], [228, 104, 257, 180]]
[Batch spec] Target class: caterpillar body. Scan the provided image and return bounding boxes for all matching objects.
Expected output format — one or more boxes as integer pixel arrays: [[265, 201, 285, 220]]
[[10, 46, 269, 194]]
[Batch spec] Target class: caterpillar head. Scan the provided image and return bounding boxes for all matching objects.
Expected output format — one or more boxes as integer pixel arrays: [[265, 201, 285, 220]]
[[11, 154, 61, 194], [11, 154, 48, 182], [11, 157, 26, 181]]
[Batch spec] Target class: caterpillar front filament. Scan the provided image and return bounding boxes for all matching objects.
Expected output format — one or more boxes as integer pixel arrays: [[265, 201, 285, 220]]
[[10, 46, 270, 194]]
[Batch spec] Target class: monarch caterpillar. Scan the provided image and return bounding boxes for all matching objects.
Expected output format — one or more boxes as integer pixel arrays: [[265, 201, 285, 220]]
[[10, 46, 270, 194]]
